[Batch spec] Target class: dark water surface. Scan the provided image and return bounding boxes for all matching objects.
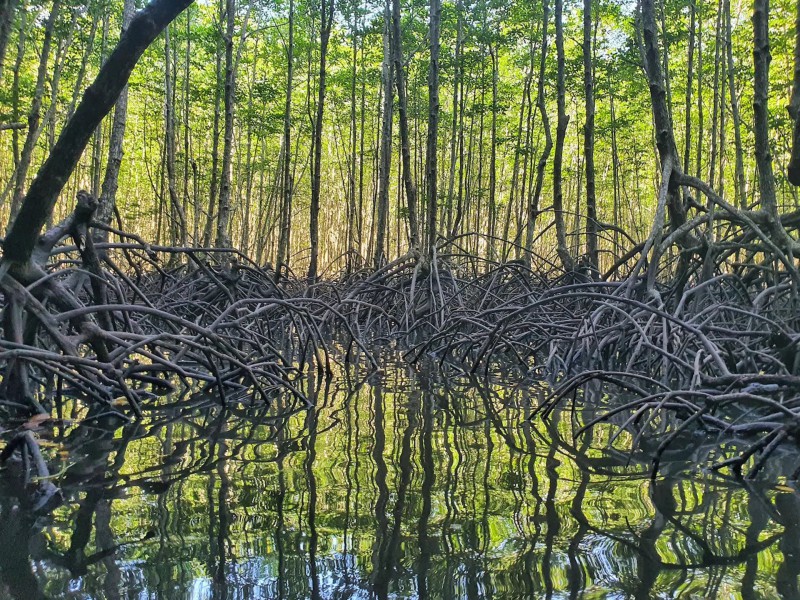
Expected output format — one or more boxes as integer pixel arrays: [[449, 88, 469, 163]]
[[1, 362, 798, 599]]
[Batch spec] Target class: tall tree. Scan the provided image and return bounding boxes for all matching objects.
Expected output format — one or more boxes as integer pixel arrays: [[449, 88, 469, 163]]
[[276, 0, 295, 279], [723, 0, 745, 205], [391, 0, 420, 251], [7, 0, 61, 219], [96, 0, 136, 232], [308, 0, 334, 281], [553, 0, 574, 271], [788, 0, 800, 186], [424, 0, 441, 258], [373, 0, 394, 269], [164, 23, 188, 248], [0, 0, 17, 81], [583, 0, 598, 273], [752, 0, 777, 218], [525, 0, 553, 268], [215, 0, 237, 248]]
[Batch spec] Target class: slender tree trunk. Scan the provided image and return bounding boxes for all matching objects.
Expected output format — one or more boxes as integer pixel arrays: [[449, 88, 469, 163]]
[[183, 10, 192, 240], [373, 2, 394, 269], [525, 0, 553, 268], [503, 27, 535, 259], [357, 31, 367, 259], [215, 0, 236, 249], [503, 25, 536, 260], [164, 24, 188, 248], [684, 0, 696, 175], [0, 0, 16, 82], [202, 0, 224, 247], [583, 0, 598, 273], [96, 0, 135, 232], [391, 0, 420, 251], [346, 5, 358, 272], [553, 0, 574, 271], [8, 0, 61, 219], [696, 3, 704, 177], [90, 15, 109, 198], [307, 0, 334, 280], [752, 0, 777, 217], [610, 93, 621, 255], [639, 0, 686, 239], [9, 6, 25, 170], [425, 0, 441, 258], [276, 0, 294, 279], [659, 0, 673, 123], [724, 0, 745, 204], [487, 44, 498, 262], [445, 0, 462, 237], [709, 0, 722, 188], [787, 0, 800, 186], [65, 11, 98, 123]]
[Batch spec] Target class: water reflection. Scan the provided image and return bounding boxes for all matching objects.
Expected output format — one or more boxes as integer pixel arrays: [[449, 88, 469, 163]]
[[0, 360, 797, 599]]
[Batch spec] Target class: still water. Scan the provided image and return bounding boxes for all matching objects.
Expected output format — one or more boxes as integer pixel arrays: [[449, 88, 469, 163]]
[[1, 361, 798, 599]]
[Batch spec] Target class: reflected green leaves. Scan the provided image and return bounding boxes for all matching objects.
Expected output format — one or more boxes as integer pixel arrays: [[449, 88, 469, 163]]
[[0, 362, 796, 599]]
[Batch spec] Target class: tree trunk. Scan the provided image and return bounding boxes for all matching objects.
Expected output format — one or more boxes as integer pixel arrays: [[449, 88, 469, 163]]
[[787, 0, 800, 186], [683, 0, 695, 175], [424, 0, 441, 258], [553, 0, 574, 271], [9, 6, 25, 171], [276, 0, 294, 279], [346, 4, 358, 273], [164, 24, 188, 249], [96, 0, 134, 232], [8, 0, 61, 219], [696, 4, 704, 178], [445, 0, 462, 237], [639, 0, 687, 264], [723, 0, 744, 205], [525, 0, 553, 268], [0, 0, 17, 83], [752, 0, 777, 217], [202, 0, 224, 247], [307, 0, 334, 281], [502, 28, 535, 260], [391, 0, 420, 251], [215, 0, 236, 249], [373, 1, 394, 269], [488, 44, 498, 262], [583, 0, 598, 273], [709, 0, 722, 188]]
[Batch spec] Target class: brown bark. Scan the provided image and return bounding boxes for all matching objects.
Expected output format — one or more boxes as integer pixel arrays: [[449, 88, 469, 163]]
[[391, 0, 420, 251], [525, 0, 553, 268], [0, 0, 16, 82], [215, 0, 236, 249], [96, 0, 135, 232], [752, 0, 777, 216], [307, 0, 334, 280], [424, 0, 441, 258], [276, 0, 294, 279], [788, 0, 800, 186], [553, 0, 574, 271], [8, 0, 61, 218], [373, 1, 394, 269], [724, 0, 746, 205], [583, 0, 598, 273]]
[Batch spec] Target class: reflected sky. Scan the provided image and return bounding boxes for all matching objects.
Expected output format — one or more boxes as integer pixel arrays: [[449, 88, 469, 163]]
[[0, 359, 796, 599]]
